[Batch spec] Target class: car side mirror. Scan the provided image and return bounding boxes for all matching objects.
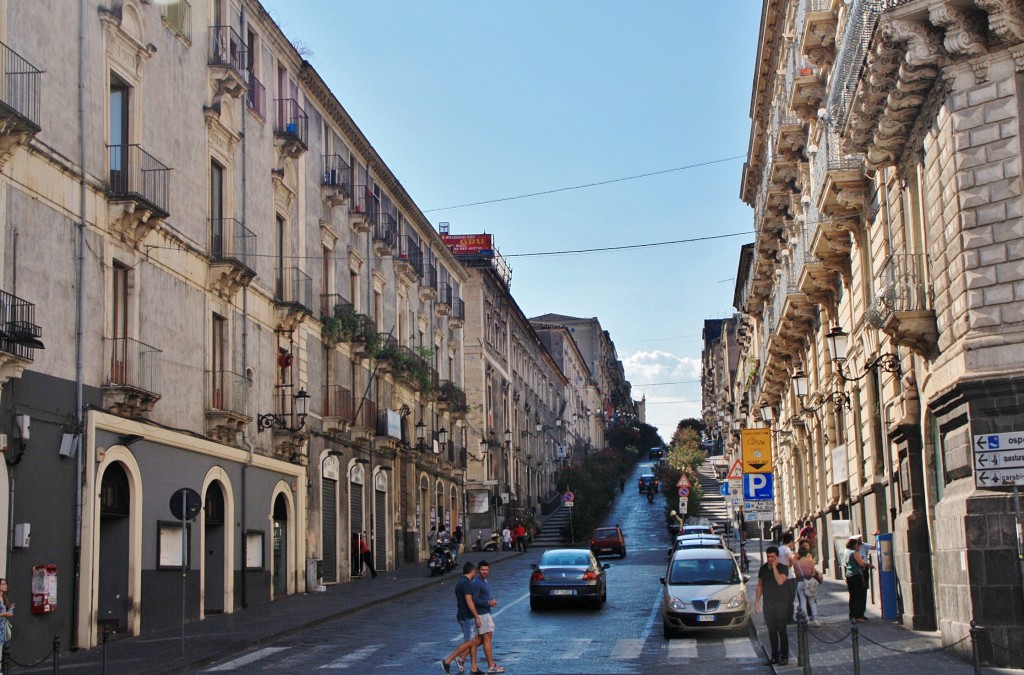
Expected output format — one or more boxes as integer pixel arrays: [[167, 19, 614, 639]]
[[530, 564, 537, 569], [660, 577, 666, 585], [602, 563, 611, 569], [743, 575, 750, 583]]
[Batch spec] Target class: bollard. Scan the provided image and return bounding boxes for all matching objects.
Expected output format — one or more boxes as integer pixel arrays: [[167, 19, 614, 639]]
[[969, 620, 982, 675], [795, 606, 810, 672], [52, 634, 61, 675], [103, 625, 113, 675], [851, 618, 861, 675]]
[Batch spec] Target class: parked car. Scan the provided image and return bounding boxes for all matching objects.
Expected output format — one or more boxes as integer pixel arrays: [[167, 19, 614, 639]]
[[590, 526, 626, 558], [638, 473, 660, 494], [530, 549, 609, 611], [661, 547, 750, 638], [681, 524, 715, 536], [673, 534, 726, 551], [649, 447, 664, 460]]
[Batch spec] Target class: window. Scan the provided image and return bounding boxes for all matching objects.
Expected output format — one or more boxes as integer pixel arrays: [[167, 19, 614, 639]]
[[210, 160, 224, 256], [246, 29, 258, 74], [111, 262, 130, 383], [275, 215, 286, 299], [109, 75, 130, 189], [350, 269, 359, 309], [322, 245, 332, 298], [373, 290, 382, 331], [211, 314, 226, 408]]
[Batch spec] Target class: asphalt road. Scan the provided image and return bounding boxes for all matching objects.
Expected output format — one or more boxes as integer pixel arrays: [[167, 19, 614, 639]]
[[201, 462, 771, 674]]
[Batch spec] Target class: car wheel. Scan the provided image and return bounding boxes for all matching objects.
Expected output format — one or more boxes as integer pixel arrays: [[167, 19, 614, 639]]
[[589, 596, 602, 610], [530, 597, 543, 611], [620, 547, 627, 558]]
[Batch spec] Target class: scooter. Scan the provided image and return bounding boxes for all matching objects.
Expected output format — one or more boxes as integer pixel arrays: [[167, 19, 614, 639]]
[[646, 488, 656, 503], [428, 543, 448, 576], [471, 533, 501, 552]]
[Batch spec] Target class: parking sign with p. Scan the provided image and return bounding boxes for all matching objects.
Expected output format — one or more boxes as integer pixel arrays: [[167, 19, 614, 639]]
[[743, 473, 774, 500]]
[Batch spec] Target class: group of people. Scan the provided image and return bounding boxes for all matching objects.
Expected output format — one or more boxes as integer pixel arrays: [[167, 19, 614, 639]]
[[754, 520, 873, 666], [440, 561, 505, 674], [500, 522, 529, 552]]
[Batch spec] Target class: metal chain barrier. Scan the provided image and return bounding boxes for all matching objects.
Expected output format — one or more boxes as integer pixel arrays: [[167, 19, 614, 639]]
[[805, 625, 853, 645], [988, 639, 1024, 660], [857, 631, 970, 655], [6, 634, 59, 669]]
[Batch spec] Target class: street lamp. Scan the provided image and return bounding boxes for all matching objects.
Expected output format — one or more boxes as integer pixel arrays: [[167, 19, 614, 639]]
[[826, 325, 900, 381], [257, 388, 311, 433], [504, 429, 512, 447], [415, 419, 427, 450], [760, 405, 774, 426], [435, 427, 448, 455]]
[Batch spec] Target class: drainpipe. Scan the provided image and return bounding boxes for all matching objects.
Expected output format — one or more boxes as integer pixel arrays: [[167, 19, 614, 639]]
[[70, 0, 88, 650], [239, 2, 251, 609]]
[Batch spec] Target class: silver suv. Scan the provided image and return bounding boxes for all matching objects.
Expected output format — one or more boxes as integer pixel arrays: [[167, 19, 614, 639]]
[[660, 547, 750, 638]]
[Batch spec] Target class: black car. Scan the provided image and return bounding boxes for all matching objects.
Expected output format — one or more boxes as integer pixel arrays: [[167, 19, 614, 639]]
[[639, 473, 659, 494], [529, 549, 609, 610], [649, 447, 664, 460]]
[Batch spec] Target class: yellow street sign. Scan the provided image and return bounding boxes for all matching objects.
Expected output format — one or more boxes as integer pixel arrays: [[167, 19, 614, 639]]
[[742, 428, 773, 473]]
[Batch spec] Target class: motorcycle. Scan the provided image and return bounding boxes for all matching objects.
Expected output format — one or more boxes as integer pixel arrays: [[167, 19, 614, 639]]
[[646, 487, 656, 503], [428, 541, 459, 576], [471, 533, 501, 553]]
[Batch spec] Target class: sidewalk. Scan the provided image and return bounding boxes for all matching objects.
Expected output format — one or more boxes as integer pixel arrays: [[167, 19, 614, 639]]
[[742, 542, 1018, 674], [17, 549, 521, 675]]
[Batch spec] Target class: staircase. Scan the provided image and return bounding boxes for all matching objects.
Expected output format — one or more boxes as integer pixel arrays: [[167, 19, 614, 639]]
[[693, 462, 729, 529], [534, 503, 574, 547]]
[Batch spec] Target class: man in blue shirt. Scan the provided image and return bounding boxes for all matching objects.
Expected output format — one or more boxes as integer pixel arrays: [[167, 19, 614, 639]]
[[441, 562, 481, 674], [472, 561, 504, 673]]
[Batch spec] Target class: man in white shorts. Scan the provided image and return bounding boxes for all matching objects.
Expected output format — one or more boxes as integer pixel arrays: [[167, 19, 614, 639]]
[[471, 561, 504, 673]]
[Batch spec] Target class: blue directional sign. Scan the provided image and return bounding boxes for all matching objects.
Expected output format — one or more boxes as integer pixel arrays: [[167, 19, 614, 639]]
[[719, 483, 730, 497], [743, 473, 774, 500]]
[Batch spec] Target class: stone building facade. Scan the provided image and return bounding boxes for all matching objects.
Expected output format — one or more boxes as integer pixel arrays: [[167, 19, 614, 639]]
[[720, 0, 1024, 664]]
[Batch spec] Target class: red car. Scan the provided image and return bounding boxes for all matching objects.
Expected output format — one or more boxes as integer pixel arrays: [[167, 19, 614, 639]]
[[590, 526, 626, 558]]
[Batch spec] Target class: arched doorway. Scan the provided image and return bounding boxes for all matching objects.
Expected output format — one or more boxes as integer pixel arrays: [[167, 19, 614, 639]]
[[321, 455, 341, 583], [373, 470, 388, 572], [436, 480, 445, 534], [450, 486, 459, 540], [204, 482, 226, 614], [349, 463, 365, 578], [272, 494, 288, 598], [419, 475, 429, 557], [98, 462, 131, 633]]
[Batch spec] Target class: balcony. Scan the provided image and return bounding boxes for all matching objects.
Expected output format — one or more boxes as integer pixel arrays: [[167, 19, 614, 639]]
[[868, 253, 937, 356], [103, 337, 162, 417], [245, 71, 265, 119], [204, 370, 251, 444], [274, 267, 313, 328], [321, 154, 351, 207], [348, 184, 376, 233], [0, 41, 42, 167], [419, 261, 437, 301], [801, 0, 837, 67], [0, 290, 43, 385], [106, 144, 171, 243], [394, 236, 423, 284], [349, 397, 377, 442], [449, 297, 465, 329], [385, 345, 437, 394], [160, 0, 192, 42], [435, 282, 452, 317], [208, 25, 247, 102], [209, 218, 256, 298], [323, 384, 356, 435], [788, 66, 826, 124], [814, 130, 868, 221], [373, 211, 398, 256], [437, 380, 469, 419], [274, 98, 308, 158]]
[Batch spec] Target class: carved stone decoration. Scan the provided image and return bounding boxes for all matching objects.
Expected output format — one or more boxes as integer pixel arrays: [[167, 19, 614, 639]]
[[930, 4, 989, 58], [204, 106, 241, 157], [882, 310, 940, 357], [102, 385, 161, 418], [884, 20, 950, 68], [205, 409, 251, 446], [974, 0, 1024, 45], [99, 2, 156, 80], [108, 201, 159, 247], [0, 354, 31, 387], [802, 5, 838, 67], [272, 170, 295, 212]]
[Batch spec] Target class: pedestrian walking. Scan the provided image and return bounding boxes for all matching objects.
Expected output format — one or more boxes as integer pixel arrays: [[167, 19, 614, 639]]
[[798, 519, 818, 553], [778, 532, 797, 621], [794, 543, 822, 625], [501, 526, 512, 552], [454, 526, 464, 554], [755, 546, 790, 666], [471, 561, 505, 673], [844, 536, 870, 621], [441, 562, 482, 674], [0, 578, 13, 663], [358, 533, 377, 578]]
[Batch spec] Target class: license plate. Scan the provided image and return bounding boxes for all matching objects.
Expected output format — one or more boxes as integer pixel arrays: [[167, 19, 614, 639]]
[[600, 547, 612, 552], [551, 589, 576, 596], [697, 615, 716, 622]]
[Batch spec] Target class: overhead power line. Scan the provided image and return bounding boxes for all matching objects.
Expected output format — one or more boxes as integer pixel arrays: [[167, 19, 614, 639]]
[[504, 231, 751, 258], [423, 154, 746, 212]]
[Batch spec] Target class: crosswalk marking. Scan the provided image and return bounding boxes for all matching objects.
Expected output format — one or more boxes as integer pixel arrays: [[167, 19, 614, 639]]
[[668, 639, 698, 659], [318, 644, 382, 669], [206, 647, 289, 671], [610, 638, 644, 659], [553, 638, 590, 659], [723, 636, 756, 658]]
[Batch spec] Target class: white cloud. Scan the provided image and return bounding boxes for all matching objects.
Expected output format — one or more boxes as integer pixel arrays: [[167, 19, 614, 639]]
[[622, 350, 703, 442]]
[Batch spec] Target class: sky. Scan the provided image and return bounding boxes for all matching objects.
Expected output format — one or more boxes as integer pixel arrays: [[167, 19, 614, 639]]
[[259, 1, 762, 444]]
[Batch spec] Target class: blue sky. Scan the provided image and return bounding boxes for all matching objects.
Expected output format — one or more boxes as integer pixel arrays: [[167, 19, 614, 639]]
[[260, 1, 762, 443]]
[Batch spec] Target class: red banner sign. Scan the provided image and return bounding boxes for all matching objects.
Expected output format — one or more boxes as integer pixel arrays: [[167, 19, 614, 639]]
[[439, 233, 494, 255]]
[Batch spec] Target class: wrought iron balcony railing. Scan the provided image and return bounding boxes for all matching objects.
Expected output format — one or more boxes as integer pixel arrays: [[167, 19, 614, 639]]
[[0, 41, 42, 132], [438, 282, 453, 306], [323, 385, 355, 421], [209, 25, 246, 76], [451, 297, 465, 321], [274, 267, 313, 313], [209, 218, 255, 270], [105, 337, 162, 394], [106, 144, 171, 216], [0, 289, 43, 359], [373, 211, 397, 247], [246, 71, 265, 117], [421, 262, 437, 291], [349, 185, 378, 218], [274, 98, 308, 149], [397, 236, 424, 276], [206, 369, 249, 416], [322, 154, 350, 190]]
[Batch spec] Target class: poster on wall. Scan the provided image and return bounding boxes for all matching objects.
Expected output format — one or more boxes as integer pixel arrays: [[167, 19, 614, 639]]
[[467, 490, 490, 514]]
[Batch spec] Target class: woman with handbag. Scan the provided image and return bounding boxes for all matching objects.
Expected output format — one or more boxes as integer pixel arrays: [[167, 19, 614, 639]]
[[0, 577, 13, 667], [794, 544, 822, 626]]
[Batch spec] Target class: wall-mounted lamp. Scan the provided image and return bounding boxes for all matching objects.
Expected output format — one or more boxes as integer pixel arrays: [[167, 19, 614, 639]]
[[792, 370, 851, 414], [504, 429, 512, 447], [415, 420, 427, 450], [760, 405, 774, 426], [435, 427, 449, 455], [826, 325, 900, 381], [257, 388, 311, 433]]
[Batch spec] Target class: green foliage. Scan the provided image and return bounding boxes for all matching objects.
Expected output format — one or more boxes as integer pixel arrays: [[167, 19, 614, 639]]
[[554, 440, 639, 543], [658, 427, 707, 522], [320, 303, 362, 345]]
